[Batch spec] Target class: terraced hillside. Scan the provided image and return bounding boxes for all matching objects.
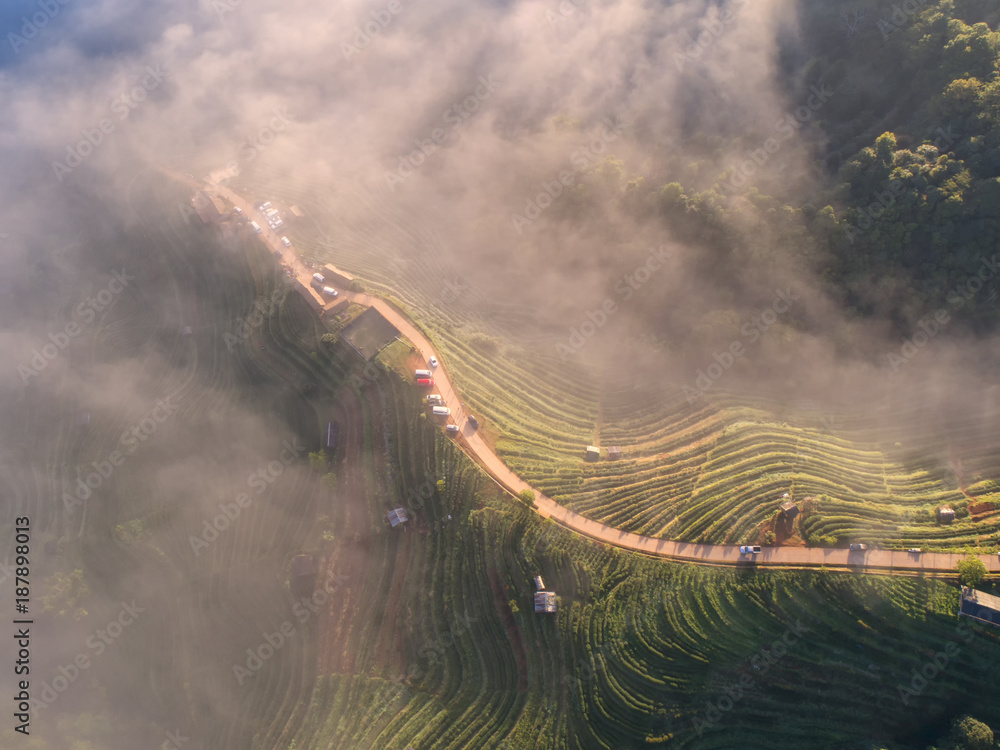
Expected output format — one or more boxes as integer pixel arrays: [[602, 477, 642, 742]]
[[7, 170, 1000, 750], [215, 167, 1000, 551]]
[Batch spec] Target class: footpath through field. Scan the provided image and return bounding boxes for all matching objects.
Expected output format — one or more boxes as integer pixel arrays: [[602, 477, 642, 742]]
[[199, 175, 1000, 578]]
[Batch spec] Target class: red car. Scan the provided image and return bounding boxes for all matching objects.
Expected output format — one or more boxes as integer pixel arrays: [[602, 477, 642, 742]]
[[416, 378, 434, 386]]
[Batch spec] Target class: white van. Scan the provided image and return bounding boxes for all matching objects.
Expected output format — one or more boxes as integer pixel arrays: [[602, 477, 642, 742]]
[[281, 237, 291, 247], [414, 369, 432, 378], [322, 287, 339, 298], [432, 406, 451, 417], [313, 273, 325, 284], [250, 221, 262, 233]]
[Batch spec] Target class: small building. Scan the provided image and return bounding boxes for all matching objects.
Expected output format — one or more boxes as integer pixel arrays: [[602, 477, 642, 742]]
[[387, 507, 409, 528], [534, 591, 557, 613], [291, 554, 316, 578], [322, 298, 350, 320], [938, 506, 956, 523], [533, 575, 545, 591], [322, 264, 355, 290], [325, 422, 339, 450], [291, 279, 324, 312], [607, 446, 623, 461], [289, 205, 306, 219], [959, 587, 1000, 628], [585, 446, 600, 462], [780, 501, 799, 518], [290, 554, 316, 598]]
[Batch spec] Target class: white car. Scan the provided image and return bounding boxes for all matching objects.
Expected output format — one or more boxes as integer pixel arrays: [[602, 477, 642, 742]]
[[429, 356, 438, 368], [281, 237, 291, 247], [739, 545, 761, 554], [234, 206, 242, 215]]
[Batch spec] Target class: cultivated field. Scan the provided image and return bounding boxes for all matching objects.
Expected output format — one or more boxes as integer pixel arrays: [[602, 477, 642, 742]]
[[4, 170, 1000, 749], [221, 166, 1000, 552]]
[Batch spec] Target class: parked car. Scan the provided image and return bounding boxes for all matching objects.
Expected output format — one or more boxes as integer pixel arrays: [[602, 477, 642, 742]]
[[739, 545, 761, 554], [426, 395, 443, 405], [907, 548, 922, 553], [414, 369, 432, 378], [429, 356, 438, 367], [416, 378, 434, 386], [321, 287, 339, 298], [234, 206, 242, 214], [445, 424, 459, 435], [467, 415, 479, 429], [850, 543, 868, 551], [281, 236, 291, 247]]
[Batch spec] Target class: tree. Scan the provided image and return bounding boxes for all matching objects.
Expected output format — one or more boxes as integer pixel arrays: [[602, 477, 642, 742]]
[[763, 530, 776, 546], [946, 714, 994, 750], [308, 451, 326, 472], [519, 489, 536, 507], [957, 555, 987, 587]]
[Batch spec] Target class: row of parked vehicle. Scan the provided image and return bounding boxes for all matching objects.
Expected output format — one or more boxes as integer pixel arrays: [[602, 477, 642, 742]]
[[413, 363, 478, 433]]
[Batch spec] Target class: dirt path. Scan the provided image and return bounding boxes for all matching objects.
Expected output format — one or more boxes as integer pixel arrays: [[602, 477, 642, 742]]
[[198, 176, 1000, 578]]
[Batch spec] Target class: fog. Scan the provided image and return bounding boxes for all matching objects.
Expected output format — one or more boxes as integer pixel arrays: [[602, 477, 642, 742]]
[[0, 0, 998, 746]]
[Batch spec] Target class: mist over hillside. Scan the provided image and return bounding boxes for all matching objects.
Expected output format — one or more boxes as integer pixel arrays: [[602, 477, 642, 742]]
[[2, 0, 1000, 747]]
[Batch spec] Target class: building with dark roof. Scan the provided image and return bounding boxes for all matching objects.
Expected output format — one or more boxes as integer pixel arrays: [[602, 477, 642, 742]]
[[959, 587, 1000, 627], [387, 507, 409, 527], [780, 501, 799, 518], [291, 554, 316, 578], [534, 591, 557, 613]]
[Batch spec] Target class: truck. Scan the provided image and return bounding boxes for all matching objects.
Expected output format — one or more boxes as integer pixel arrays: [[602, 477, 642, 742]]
[[250, 221, 262, 233], [431, 406, 451, 417], [417, 378, 434, 387]]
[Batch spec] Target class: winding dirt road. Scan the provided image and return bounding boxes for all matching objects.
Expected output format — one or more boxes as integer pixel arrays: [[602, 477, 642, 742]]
[[206, 179, 1000, 577]]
